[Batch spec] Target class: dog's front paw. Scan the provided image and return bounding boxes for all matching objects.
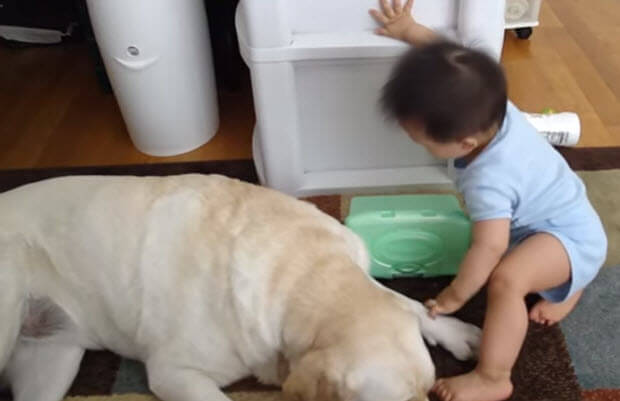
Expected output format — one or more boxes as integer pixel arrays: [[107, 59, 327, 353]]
[[421, 315, 481, 361]]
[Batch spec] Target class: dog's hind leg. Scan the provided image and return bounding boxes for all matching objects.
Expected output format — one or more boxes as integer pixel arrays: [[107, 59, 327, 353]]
[[0, 239, 85, 401], [147, 357, 233, 401], [6, 340, 85, 401], [0, 242, 27, 372]]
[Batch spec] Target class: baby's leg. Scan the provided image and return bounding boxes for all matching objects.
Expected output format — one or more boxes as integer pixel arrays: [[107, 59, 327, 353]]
[[529, 290, 582, 326], [434, 233, 571, 401]]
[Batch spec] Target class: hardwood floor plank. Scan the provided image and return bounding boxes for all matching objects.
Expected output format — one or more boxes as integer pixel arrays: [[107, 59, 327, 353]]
[[547, 0, 620, 101], [540, 28, 620, 127], [0, 47, 84, 168]]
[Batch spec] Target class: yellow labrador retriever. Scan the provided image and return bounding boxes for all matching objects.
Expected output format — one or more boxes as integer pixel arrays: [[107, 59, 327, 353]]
[[0, 175, 479, 401]]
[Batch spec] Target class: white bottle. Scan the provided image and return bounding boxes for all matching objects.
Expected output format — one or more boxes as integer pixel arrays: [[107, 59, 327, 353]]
[[524, 112, 581, 147]]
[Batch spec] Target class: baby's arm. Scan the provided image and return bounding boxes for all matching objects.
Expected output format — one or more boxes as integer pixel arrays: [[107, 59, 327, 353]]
[[426, 219, 510, 317], [369, 0, 439, 47]]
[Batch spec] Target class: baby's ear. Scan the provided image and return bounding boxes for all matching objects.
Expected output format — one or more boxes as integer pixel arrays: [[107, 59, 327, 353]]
[[461, 136, 479, 151]]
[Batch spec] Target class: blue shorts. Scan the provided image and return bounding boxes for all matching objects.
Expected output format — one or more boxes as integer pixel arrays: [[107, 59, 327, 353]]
[[509, 215, 607, 303]]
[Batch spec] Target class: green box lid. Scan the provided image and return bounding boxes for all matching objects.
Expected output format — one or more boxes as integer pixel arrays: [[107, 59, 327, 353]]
[[345, 194, 471, 278]]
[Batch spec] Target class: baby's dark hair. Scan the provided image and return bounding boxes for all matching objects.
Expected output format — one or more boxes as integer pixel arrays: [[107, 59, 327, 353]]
[[381, 41, 507, 142]]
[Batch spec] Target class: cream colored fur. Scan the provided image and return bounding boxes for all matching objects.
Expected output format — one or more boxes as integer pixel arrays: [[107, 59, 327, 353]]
[[0, 175, 480, 401]]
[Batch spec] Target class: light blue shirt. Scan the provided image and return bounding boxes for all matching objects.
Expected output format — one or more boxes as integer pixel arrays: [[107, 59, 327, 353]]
[[454, 102, 607, 301], [455, 101, 595, 232]]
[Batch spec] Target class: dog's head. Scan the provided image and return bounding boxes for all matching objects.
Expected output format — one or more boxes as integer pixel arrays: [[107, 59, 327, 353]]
[[282, 303, 434, 401]]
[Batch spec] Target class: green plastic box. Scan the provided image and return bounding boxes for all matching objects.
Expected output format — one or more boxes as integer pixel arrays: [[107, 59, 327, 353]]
[[345, 194, 472, 278]]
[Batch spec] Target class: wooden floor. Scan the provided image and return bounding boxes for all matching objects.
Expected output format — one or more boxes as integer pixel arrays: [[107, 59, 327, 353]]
[[1, 0, 619, 170], [504, 0, 620, 148]]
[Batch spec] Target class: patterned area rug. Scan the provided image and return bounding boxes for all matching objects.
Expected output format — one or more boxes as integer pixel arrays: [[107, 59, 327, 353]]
[[0, 148, 618, 401]]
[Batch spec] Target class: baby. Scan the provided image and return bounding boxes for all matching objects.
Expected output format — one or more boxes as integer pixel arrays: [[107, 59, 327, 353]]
[[370, 1, 607, 401]]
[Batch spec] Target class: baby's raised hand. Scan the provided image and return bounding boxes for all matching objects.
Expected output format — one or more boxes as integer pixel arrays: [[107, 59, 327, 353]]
[[369, 0, 416, 41]]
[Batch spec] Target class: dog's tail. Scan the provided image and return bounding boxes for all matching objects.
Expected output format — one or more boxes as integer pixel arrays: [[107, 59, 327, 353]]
[[0, 244, 26, 372]]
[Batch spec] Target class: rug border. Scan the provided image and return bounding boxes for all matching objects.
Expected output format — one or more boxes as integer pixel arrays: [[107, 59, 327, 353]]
[[0, 146, 615, 181], [557, 147, 620, 170]]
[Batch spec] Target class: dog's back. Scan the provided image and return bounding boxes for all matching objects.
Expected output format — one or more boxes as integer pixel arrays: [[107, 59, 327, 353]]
[[0, 174, 368, 389]]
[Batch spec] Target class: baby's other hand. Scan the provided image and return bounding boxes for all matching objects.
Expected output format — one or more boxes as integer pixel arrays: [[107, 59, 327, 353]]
[[369, 0, 416, 41]]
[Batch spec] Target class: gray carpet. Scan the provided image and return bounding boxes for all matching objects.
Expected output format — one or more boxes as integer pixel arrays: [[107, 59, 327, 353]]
[[112, 359, 148, 394], [561, 266, 620, 389]]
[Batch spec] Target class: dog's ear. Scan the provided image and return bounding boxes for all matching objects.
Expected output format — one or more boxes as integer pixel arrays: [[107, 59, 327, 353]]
[[277, 353, 291, 384], [343, 355, 430, 401], [282, 351, 341, 401]]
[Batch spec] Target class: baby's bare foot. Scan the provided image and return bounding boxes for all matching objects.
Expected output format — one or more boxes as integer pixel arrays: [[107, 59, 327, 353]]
[[433, 370, 513, 401], [529, 291, 582, 326]]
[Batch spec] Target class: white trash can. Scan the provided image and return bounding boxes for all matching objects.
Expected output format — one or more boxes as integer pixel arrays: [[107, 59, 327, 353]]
[[86, 0, 219, 156]]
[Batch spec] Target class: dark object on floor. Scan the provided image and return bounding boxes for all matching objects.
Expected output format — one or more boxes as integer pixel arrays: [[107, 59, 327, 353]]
[[205, 0, 249, 92], [515, 27, 533, 39], [0, 0, 80, 44]]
